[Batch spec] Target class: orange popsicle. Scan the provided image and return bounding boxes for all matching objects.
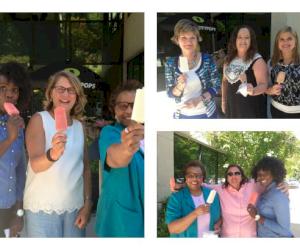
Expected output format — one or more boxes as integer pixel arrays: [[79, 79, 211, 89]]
[[3, 102, 19, 116], [248, 192, 259, 205], [54, 107, 67, 131], [169, 177, 176, 192]]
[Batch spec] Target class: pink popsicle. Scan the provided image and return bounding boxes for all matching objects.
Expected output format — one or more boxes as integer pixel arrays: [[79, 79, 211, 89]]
[[170, 177, 176, 192], [54, 107, 67, 131], [248, 192, 259, 205], [3, 102, 19, 116]]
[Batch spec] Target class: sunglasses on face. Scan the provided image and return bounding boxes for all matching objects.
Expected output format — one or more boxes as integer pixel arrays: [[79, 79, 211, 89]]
[[227, 171, 241, 177], [185, 174, 203, 180], [115, 102, 134, 111]]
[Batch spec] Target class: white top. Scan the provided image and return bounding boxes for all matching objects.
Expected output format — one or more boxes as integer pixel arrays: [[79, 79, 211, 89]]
[[178, 56, 207, 116], [191, 194, 210, 237], [24, 111, 84, 214]]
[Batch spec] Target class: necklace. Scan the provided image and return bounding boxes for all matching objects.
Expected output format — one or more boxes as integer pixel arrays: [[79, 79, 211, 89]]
[[188, 52, 198, 68]]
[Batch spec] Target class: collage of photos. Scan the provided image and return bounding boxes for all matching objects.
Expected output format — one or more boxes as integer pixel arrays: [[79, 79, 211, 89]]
[[0, 5, 300, 247], [0, 13, 144, 238], [156, 12, 300, 239]]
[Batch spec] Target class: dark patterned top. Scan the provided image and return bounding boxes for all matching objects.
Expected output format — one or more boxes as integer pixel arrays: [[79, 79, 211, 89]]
[[271, 62, 300, 106]]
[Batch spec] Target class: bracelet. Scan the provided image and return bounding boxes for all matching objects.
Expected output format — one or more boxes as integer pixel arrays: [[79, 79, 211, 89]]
[[46, 148, 57, 162]]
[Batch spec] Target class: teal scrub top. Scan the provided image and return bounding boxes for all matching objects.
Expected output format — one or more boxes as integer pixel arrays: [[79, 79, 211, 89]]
[[95, 123, 144, 237], [165, 186, 221, 237]]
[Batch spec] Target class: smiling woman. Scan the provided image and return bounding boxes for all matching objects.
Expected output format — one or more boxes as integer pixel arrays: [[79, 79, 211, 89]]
[[248, 156, 293, 237], [165, 160, 221, 237], [165, 19, 221, 119], [23, 70, 92, 238]]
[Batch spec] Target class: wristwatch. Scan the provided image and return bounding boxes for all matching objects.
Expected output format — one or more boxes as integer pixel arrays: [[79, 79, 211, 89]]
[[254, 214, 261, 221], [16, 209, 24, 217]]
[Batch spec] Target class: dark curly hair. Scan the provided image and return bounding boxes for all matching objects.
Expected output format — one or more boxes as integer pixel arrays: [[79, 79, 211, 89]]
[[109, 79, 143, 118], [223, 164, 249, 188], [225, 25, 258, 64], [251, 156, 286, 184], [183, 160, 206, 182], [0, 61, 32, 110]]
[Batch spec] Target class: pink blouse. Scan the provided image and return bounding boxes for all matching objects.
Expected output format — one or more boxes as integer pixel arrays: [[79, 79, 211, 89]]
[[208, 181, 261, 237]]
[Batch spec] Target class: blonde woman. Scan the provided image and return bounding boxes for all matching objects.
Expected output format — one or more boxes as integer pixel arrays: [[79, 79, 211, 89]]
[[165, 19, 221, 119], [266, 26, 300, 118], [23, 71, 92, 237]]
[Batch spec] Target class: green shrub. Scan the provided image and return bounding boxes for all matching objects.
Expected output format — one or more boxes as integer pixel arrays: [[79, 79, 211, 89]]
[[157, 198, 170, 237]]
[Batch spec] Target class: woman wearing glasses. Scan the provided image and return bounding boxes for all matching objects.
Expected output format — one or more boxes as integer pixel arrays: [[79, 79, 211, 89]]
[[95, 80, 144, 237], [165, 160, 221, 237], [207, 164, 261, 237], [23, 71, 92, 237], [202, 164, 288, 237]]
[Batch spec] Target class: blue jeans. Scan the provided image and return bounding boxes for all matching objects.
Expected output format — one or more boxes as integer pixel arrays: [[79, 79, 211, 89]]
[[25, 210, 85, 237]]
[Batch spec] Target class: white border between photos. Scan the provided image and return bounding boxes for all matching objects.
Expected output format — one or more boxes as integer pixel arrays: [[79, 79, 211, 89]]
[[1, 0, 300, 250]]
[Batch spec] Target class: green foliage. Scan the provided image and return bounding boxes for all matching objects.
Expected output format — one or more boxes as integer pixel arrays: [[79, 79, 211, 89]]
[[286, 140, 300, 180], [205, 131, 298, 177], [157, 199, 170, 237], [174, 134, 200, 178], [174, 134, 227, 181]]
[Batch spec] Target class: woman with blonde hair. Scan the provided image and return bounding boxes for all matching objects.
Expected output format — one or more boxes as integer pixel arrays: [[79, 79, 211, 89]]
[[23, 71, 92, 237], [165, 19, 221, 119], [266, 26, 300, 118]]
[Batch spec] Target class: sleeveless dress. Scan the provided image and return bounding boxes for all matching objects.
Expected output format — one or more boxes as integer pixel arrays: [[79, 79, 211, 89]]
[[224, 54, 267, 118], [23, 111, 84, 214]]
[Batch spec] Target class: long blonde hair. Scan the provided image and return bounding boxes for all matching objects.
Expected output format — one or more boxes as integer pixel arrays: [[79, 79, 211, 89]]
[[271, 26, 300, 67], [43, 70, 87, 120]]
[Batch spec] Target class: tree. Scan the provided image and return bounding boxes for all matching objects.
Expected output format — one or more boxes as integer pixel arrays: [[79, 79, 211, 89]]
[[204, 131, 298, 177]]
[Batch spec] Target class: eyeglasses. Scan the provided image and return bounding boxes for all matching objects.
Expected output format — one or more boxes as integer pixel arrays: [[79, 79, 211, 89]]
[[227, 171, 241, 177], [0, 86, 19, 95], [116, 102, 134, 111], [53, 86, 76, 95], [185, 174, 203, 180]]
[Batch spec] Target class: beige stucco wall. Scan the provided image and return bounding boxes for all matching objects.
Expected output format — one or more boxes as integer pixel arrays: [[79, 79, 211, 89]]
[[124, 13, 144, 62], [271, 13, 300, 55], [157, 132, 174, 202]]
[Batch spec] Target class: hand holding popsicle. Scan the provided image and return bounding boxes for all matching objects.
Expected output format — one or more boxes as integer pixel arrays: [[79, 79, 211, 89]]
[[121, 122, 144, 155], [194, 204, 210, 216], [175, 74, 187, 92], [247, 203, 257, 218], [50, 131, 67, 161], [239, 72, 247, 83], [4, 103, 24, 141]]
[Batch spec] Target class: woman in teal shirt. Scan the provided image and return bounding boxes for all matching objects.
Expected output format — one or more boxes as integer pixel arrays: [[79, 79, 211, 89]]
[[166, 160, 221, 237], [95, 80, 144, 237]]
